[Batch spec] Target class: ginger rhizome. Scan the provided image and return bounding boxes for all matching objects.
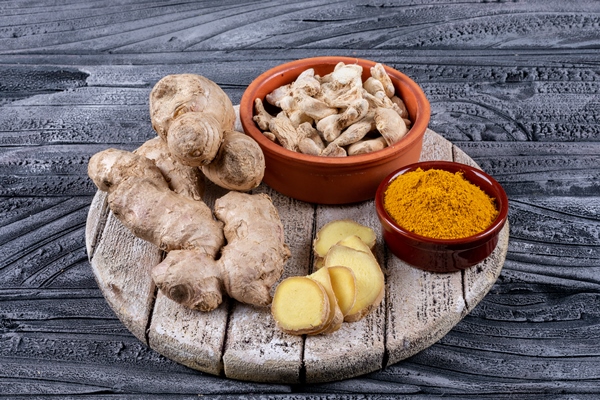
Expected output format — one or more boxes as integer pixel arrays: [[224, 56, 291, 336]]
[[253, 62, 412, 157], [271, 219, 384, 335], [88, 74, 290, 312], [150, 74, 265, 192], [88, 149, 290, 312]]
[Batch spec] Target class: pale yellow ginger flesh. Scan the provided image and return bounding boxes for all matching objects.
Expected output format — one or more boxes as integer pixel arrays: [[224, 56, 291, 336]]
[[324, 244, 385, 322], [336, 234, 373, 254], [271, 218, 382, 336], [313, 219, 377, 259], [327, 265, 357, 317], [272, 276, 330, 335], [308, 267, 344, 334]]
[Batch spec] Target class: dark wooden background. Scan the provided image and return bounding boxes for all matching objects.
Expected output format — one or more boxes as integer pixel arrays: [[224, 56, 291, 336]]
[[1, 1, 599, 398]]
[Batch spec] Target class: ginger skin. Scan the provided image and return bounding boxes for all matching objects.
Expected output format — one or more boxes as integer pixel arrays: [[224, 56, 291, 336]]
[[150, 74, 265, 192], [215, 191, 291, 306], [135, 137, 205, 201], [201, 130, 265, 192], [271, 220, 382, 335], [88, 148, 288, 311], [149, 74, 236, 166], [88, 149, 223, 255]]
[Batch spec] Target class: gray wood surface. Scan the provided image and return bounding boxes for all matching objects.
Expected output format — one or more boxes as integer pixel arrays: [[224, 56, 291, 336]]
[[86, 127, 506, 384], [1, 0, 599, 397]]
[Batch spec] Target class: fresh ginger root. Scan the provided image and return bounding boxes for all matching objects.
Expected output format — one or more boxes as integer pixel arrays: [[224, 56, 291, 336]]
[[88, 148, 289, 311], [88, 148, 224, 255], [272, 277, 331, 335], [308, 267, 344, 334], [149, 73, 265, 192], [214, 191, 291, 306], [324, 242, 385, 322], [313, 219, 377, 261], [151, 249, 224, 311], [135, 137, 205, 201], [149, 74, 236, 166], [327, 265, 357, 317], [271, 219, 383, 335], [201, 130, 265, 192]]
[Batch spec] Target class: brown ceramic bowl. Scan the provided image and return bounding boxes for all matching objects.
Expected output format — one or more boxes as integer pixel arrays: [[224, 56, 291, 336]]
[[375, 161, 509, 273], [239, 56, 430, 204]]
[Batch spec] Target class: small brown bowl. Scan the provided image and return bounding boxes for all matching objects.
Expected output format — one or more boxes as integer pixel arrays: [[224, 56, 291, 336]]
[[240, 56, 430, 204], [375, 161, 509, 273]]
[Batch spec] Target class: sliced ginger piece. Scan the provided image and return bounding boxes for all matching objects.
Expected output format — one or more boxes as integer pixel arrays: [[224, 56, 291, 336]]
[[324, 244, 385, 322], [337, 234, 373, 255], [309, 267, 343, 334], [313, 219, 377, 260], [271, 276, 330, 335], [327, 265, 357, 316]]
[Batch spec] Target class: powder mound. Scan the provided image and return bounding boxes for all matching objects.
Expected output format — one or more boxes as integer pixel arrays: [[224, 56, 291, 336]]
[[383, 168, 499, 239]]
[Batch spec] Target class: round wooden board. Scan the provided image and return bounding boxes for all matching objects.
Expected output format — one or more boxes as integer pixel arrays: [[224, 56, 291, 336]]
[[85, 122, 509, 384]]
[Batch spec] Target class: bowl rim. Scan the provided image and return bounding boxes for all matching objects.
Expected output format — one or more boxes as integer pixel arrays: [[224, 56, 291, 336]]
[[375, 160, 509, 247], [239, 56, 431, 167]]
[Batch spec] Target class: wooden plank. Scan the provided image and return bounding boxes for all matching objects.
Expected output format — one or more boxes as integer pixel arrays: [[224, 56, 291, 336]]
[[304, 200, 386, 383], [453, 145, 508, 313], [147, 181, 230, 377], [88, 205, 159, 344], [85, 190, 108, 260], [148, 293, 229, 376], [419, 128, 454, 162], [385, 130, 466, 365], [222, 186, 313, 383]]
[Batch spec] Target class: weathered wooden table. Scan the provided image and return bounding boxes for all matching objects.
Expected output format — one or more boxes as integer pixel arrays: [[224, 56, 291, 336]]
[[2, 1, 599, 398], [86, 125, 510, 384]]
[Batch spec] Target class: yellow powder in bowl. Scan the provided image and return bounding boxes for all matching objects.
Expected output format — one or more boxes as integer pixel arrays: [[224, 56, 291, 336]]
[[383, 168, 499, 239]]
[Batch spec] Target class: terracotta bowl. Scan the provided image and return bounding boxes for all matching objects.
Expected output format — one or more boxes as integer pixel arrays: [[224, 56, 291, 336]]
[[375, 161, 509, 273], [239, 56, 431, 204]]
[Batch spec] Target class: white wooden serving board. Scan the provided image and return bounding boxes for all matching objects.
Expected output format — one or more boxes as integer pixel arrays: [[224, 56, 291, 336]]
[[86, 124, 509, 384]]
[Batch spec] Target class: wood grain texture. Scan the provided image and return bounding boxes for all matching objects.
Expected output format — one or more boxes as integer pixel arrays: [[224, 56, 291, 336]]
[[1, 0, 599, 397], [88, 206, 159, 344], [221, 187, 312, 383], [148, 292, 229, 376], [304, 200, 387, 383], [85, 130, 506, 384]]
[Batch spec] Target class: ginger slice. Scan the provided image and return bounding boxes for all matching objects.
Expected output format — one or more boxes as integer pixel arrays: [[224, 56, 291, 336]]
[[308, 267, 344, 334], [324, 244, 385, 322], [271, 276, 330, 335], [327, 265, 357, 317], [313, 219, 377, 259], [337, 234, 372, 254]]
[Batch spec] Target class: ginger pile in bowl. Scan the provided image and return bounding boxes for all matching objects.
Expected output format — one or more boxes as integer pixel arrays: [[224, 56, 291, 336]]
[[253, 62, 412, 157]]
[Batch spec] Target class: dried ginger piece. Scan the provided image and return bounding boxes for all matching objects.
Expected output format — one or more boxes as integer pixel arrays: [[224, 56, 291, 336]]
[[254, 62, 413, 157]]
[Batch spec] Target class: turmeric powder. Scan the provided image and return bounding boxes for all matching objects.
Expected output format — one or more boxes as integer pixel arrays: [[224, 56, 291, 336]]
[[383, 168, 498, 239]]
